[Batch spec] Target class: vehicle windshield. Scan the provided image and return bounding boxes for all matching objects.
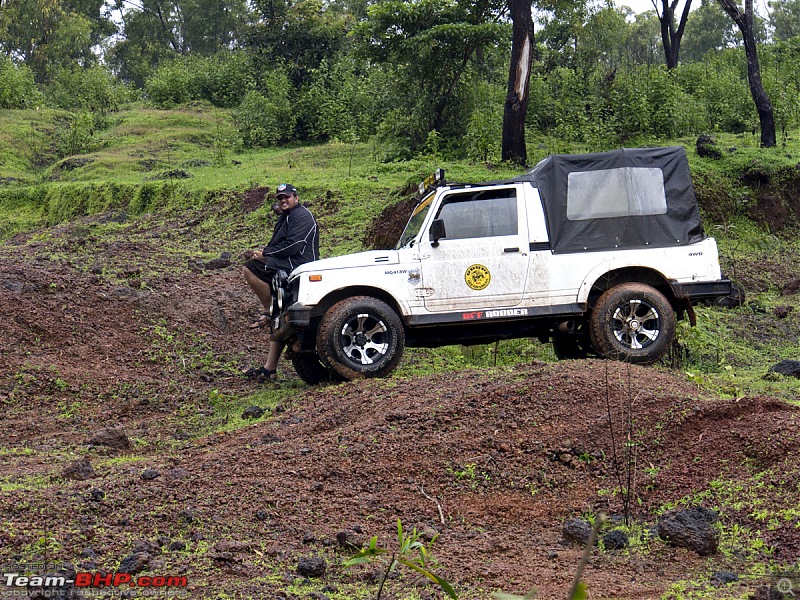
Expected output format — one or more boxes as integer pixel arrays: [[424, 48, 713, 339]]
[[395, 192, 435, 249]]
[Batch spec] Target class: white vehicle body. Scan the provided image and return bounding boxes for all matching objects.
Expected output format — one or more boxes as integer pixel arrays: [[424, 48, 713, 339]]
[[284, 183, 723, 318], [272, 148, 732, 383]]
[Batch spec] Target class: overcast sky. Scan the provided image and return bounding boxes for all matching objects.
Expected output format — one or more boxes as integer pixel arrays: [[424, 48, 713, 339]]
[[618, 0, 657, 12]]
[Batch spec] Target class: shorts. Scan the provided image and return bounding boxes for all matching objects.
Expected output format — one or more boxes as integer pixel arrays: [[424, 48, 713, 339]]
[[244, 257, 281, 285]]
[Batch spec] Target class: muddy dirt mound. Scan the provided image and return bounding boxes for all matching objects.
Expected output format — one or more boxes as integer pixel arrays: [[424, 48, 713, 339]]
[[363, 185, 418, 250], [2, 209, 799, 599], [750, 165, 800, 231]]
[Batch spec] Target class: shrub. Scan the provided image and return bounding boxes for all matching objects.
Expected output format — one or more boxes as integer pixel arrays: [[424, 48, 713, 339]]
[[57, 111, 96, 156], [144, 55, 204, 107], [0, 58, 42, 109], [234, 79, 295, 148], [45, 66, 133, 117], [298, 57, 386, 143], [463, 81, 503, 162], [145, 51, 255, 109], [200, 51, 255, 108]]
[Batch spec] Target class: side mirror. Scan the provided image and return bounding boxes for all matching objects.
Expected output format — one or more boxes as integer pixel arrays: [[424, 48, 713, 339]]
[[429, 219, 446, 247]]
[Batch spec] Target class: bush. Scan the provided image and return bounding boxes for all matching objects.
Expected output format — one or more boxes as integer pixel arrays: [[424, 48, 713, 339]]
[[201, 52, 255, 108], [234, 76, 295, 148], [463, 81, 503, 161], [45, 66, 133, 116], [761, 38, 800, 137], [298, 57, 387, 143], [57, 111, 96, 156], [0, 58, 42, 109], [144, 55, 204, 107], [680, 52, 754, 133], [145, 51, 255, 109], [610, 65, 702, 140]]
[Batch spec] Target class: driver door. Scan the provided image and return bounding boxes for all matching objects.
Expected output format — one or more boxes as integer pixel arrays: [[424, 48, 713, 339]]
[[419, 185, 529, 312]]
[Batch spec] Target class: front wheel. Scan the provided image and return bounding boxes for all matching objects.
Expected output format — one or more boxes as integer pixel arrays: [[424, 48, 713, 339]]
[[589, 283, 675, 365], [316, 296, 405, 380], [552, 320, 597, 360], [286, 345, 344, 386]]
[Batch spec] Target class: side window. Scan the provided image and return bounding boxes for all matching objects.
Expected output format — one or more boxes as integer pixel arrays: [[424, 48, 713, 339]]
[[435, 188, 518, 240]]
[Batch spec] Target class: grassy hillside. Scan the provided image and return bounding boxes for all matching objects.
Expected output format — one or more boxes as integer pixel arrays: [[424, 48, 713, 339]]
[[0, 104, 521, 251]]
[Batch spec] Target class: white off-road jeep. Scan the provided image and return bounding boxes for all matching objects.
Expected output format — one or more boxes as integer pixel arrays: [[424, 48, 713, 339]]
[[272, 147, 732, 384]]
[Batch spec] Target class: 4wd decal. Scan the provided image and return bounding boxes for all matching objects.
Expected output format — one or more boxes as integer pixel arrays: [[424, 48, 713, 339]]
[[465, 264, 491, 290]]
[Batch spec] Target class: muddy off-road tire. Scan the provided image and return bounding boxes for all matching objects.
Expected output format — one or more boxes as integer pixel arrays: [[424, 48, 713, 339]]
[[551, 321, 597, 360], [316, 296, 405, 380], [286, 346, 343, 385], [589, 283, 675, 365]]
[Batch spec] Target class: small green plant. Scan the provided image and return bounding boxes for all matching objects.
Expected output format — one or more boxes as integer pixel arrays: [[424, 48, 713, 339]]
[[345, 519, 457, 600]]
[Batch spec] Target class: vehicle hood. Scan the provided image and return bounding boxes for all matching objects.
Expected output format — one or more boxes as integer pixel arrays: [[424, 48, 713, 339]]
[[291, 250, 401, 277]]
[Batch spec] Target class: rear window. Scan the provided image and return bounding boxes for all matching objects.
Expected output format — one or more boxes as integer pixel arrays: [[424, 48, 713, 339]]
[[567, 167, 666, 220]]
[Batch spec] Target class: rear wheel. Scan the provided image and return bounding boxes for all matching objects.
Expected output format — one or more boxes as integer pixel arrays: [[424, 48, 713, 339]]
[[317, 296, 405, 380], [589, 283, 675, 364]]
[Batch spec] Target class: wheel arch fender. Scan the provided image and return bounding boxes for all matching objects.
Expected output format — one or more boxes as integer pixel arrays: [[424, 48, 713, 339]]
[[310, 286, 408, 323], [579, 264, 677, 308]]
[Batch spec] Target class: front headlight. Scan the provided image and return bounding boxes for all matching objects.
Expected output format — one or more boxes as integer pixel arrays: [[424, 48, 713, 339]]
[[272, 270, 289, 312]]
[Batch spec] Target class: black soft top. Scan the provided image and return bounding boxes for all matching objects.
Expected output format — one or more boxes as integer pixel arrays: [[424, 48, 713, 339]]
[[512, 146, 705, 254]]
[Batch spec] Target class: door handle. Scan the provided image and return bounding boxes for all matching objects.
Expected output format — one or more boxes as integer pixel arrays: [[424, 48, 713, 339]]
[[503, 247, 520, 253]]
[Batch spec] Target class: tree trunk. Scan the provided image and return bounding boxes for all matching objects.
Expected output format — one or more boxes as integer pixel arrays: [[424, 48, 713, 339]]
[[502, 0, 534, 166], [717, 0, 776, 147], [657, 0, 692, 69]]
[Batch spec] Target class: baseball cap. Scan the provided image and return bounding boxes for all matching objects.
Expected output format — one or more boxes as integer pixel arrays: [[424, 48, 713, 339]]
[[276, 183, 296, 198]]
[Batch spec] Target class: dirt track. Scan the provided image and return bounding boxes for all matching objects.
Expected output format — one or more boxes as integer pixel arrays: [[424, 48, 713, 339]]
[[1, 212, 799, 599]]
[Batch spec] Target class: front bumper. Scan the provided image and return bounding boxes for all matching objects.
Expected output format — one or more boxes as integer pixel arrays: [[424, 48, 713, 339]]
[[271, 304, 312, 343]]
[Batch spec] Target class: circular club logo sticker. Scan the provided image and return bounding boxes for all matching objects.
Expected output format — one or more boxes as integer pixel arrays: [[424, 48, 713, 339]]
[[465, 264, 491, 290]]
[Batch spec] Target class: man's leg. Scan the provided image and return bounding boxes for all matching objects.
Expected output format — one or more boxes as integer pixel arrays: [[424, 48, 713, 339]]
[[264, 341, 285, 372], [243, 265, 272, 311]]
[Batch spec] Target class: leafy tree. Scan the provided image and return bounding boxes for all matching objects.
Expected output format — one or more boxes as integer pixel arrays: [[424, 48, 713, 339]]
[[107, 0, 248, 87], [770, 0, 800, 40], [680, 0, 736, 61], [717, 0, 776, 146], [106, 2, 179, 86], [581, 5, 631, 69], [538, 0, 631, 70], [246, 0, 350, 88], [352, 0, 507, 138], [626, 11, 662, 66], [64, 0, 118, 58], [0, 0, 94, 82], [536, 0, 590, 70], [177, 0, 248, 54]]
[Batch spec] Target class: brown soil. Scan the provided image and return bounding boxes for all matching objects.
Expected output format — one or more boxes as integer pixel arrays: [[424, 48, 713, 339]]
[[1, 209, 799, 600]]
